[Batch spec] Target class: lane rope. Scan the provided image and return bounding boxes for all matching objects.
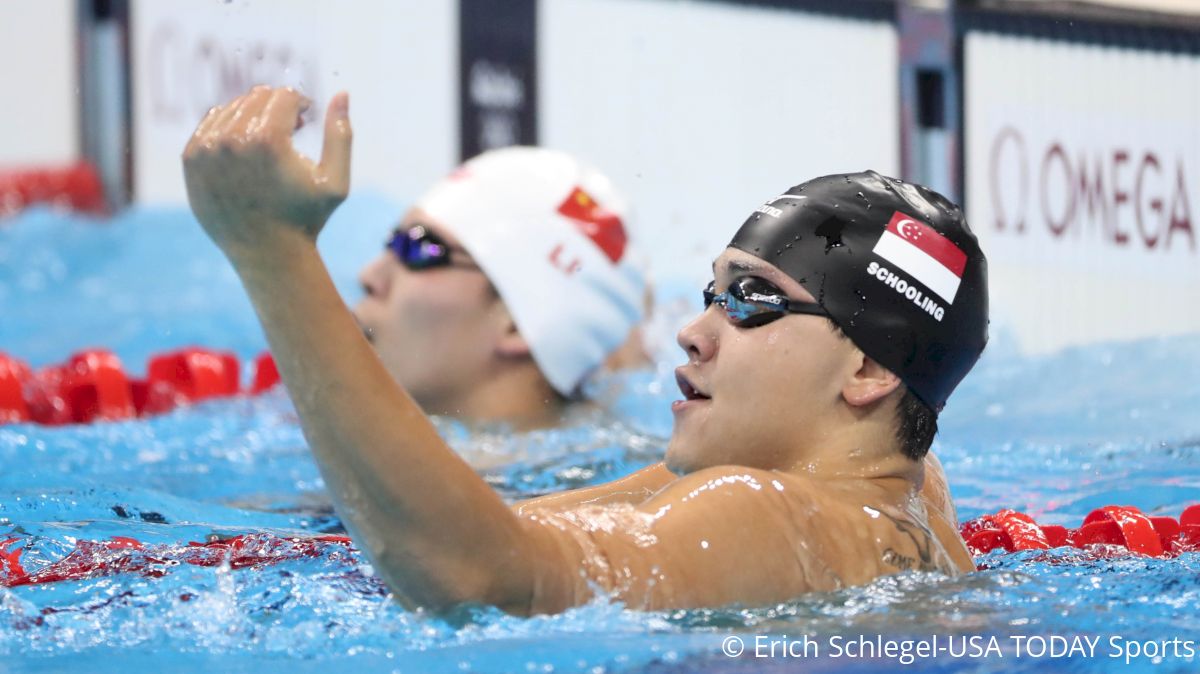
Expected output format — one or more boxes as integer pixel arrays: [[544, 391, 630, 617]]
[[961, 505, 1200, 562], [1, 348, 279, 425]]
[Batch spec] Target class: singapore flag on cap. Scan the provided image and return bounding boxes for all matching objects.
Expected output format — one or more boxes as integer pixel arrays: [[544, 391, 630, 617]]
[[872, 212, 967, 303]]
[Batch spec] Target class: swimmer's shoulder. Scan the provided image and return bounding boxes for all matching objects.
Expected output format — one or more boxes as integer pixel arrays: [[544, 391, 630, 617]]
[[820, 494, 974, 581], [518, 465, 840, 609], [637, 467, 963, 598], [921, 451, 959, 527], [638, 465, 817, 513], [519, 466, 968, 610], [649, 466, 845, 605], [696, 469, 973, 581], [513, 462, 676, 516], [639, 466, 848, 585]]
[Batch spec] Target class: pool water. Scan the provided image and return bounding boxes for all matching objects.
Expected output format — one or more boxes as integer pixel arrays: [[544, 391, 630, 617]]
[[2, 202, 1200, 673]]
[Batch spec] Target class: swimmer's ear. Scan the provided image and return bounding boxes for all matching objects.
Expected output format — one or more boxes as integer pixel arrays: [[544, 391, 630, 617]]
[[492, 305, 533, 359], [841, 354, 902, 407]]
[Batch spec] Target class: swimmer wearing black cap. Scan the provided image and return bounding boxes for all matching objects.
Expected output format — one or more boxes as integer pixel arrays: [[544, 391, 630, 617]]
[[183, 86, 982, 613]]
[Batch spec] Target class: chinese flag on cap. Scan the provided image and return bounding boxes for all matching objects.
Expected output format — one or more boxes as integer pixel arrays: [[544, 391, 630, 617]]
[[557, 187, 626, 264]]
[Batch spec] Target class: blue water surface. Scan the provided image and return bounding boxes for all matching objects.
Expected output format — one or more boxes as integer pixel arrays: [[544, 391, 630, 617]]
[[2, 203, 1199, 673]]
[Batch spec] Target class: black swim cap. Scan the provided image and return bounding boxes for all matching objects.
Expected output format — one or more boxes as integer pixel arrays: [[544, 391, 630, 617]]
[[729, 171, 988, 411]]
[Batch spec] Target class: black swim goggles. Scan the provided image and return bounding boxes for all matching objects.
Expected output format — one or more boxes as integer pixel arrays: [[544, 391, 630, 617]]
[[703, 276, 830, 328], [386, 225, 478, 271]]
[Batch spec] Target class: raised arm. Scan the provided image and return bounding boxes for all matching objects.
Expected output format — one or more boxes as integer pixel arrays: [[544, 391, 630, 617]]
[[182, 86, 551, 612], [180, 86, 887, 615]]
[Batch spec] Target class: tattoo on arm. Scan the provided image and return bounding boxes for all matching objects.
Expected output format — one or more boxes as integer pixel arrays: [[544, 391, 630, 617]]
[[879, 511, 937, 571]]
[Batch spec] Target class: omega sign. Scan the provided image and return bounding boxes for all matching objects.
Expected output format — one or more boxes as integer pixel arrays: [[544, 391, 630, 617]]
[[987, 126, 1195, 253]]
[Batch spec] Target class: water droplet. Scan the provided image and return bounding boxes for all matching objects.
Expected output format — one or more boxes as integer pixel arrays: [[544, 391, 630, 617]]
[[849, 289, 868, 326]]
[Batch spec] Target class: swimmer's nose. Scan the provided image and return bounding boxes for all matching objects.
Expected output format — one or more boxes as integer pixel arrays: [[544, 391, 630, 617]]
[[358, 253, 392, 300], [676, 311, 717, 364]]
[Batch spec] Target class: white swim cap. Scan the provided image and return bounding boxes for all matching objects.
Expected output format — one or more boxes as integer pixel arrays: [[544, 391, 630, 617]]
[[415, 147, 646, 396]]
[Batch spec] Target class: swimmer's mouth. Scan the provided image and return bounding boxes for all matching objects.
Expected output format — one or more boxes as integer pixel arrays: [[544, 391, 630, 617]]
[[675, 370, 711, 401]]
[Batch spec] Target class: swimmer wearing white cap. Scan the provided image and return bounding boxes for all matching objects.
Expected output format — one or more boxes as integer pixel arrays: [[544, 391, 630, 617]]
[[183, 87, 976, 613], [354, 146, 649, 430]]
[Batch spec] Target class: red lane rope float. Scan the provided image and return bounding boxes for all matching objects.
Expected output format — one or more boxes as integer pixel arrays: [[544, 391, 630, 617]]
[[0, 356, 33, 424], [0, 348, 281, 426], [0, 162, 107, 218], [249, 351, 280, 395], [961, 505, 1200, 561], [7, 505, 1198, 588], [0, 532, 355, 588]]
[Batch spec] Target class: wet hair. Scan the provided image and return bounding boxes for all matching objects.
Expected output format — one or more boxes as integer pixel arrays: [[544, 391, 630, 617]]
[[829, 323, 937, 461], [895, 386, 938, 461]]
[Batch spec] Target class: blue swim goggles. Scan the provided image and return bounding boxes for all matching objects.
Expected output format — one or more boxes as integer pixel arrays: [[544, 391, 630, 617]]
[[703, 276, 829, 328], [386, 225, 478, 271]]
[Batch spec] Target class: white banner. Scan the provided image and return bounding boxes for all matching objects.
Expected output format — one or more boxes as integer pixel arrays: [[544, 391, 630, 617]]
[[540, 0, 899, 282], [976, 106, 1197, 279], [965, 32, 1200, 353], [130, 0, 458, 208], [0, 0, 78, 166], [131, 0, 324, 203]]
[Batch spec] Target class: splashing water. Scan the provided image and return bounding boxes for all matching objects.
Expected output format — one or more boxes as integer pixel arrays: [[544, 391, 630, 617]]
[[2, 204, 1200, 672]]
